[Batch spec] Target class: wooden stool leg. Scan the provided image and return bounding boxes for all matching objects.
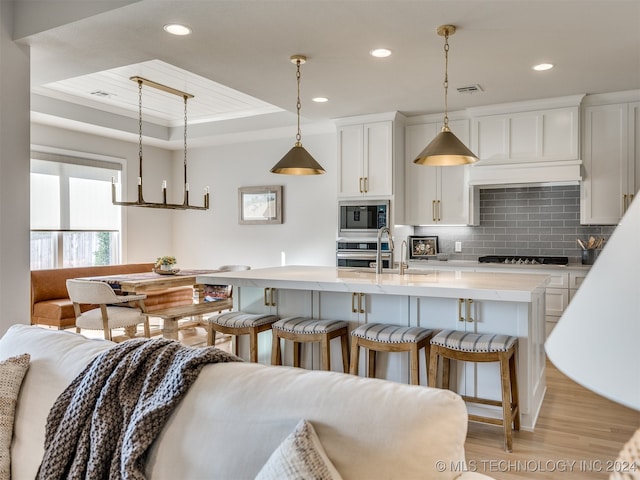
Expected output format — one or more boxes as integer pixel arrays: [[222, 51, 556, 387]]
[[509, 351, 521, 431], [367, 349, 376, 379], [409, 343, 419, 385], [249, 330, 258, 363], [321, 336, 331, 371], [428, 346, 438, 388], [424, 342, 430, 375], [293, 341, 301, 368], [442, 357, 451, 390], [499, 352, 514, 452], [340, 333, 350, 373], [271, 330, 281, 366], [349, 336, 360, 375]]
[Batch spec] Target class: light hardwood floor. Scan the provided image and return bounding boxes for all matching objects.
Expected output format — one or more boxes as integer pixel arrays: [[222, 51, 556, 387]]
[[93, 321, 640, 479]]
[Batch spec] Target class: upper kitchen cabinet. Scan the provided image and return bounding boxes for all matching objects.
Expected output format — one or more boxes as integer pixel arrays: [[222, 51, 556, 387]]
[[404, 118, 471, 225], [470, 97, 581, 164], [336, 113, 405, 199], [466, 96, 584, 187], [581, 91, 640, 225]]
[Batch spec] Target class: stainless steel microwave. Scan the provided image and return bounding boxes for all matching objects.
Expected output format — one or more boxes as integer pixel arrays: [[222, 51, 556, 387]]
[[338, 200, 389, 236]]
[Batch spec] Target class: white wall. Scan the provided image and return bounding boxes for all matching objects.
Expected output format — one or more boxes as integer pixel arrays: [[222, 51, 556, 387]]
[[30, 124, 339, 271], [173, 132, 338, 269], [0, 1, 31, 334]]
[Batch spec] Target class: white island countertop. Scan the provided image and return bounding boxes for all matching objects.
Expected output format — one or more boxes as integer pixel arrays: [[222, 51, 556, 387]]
[[197, 265, 550, 302]]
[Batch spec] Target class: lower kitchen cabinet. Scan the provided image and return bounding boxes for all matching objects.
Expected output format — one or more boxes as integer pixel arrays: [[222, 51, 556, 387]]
[[412, 294, 545, 430]]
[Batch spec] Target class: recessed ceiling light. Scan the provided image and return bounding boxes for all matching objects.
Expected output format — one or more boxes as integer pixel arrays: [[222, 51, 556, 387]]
[[370, 48, 392, 58], [312, 97, 328, 103], [163, 24, 192, 36], [533, 63, 554, 71]]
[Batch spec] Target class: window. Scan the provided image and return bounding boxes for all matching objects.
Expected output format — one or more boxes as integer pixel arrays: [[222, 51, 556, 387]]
[[30, 151, 122, 269]]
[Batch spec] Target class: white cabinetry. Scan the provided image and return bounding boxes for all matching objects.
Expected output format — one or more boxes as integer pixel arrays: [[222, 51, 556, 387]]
[[581, 93, 640, 225], [471, 104, 579, 164], [543, 272, 570, 338], [467, 96, 583, 187], [338, 120, 393, 197], [404, 119, 470, 225], [413, 293, 545, 428]]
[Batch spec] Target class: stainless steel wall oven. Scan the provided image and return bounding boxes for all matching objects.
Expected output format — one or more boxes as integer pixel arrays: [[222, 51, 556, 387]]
[[336, 240, 392, 268]]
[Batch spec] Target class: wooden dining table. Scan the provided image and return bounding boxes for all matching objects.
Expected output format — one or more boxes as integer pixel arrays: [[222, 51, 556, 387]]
[[77, 269, 225, 339], [78, 269, 220, 294]]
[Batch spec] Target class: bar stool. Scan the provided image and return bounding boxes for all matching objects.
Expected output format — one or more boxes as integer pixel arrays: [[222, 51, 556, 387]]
[[271, 317, 350, 372], [428, 330, 520, 452], [206, 311, 278, 362], [349, 323, 434, 385]]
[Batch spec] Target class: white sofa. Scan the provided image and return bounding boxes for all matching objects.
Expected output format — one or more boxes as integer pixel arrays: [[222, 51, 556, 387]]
[[1, 325, 493, 479]]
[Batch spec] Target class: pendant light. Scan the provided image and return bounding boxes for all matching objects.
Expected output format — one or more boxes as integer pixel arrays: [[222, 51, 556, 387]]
[[414, 25, 478, 166], [271, 55, 325, 175], [112, 76, 209, 210]]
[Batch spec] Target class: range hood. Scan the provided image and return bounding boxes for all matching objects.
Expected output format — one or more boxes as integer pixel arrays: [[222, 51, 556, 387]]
[[467, 159, 582, 188]]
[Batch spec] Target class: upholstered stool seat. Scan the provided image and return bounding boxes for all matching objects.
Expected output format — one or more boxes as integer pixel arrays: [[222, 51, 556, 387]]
[[271, 317, 349, 372], [349, 323, 434, 385], [206, 311, 278, 362], [429, 329, 520, 452]]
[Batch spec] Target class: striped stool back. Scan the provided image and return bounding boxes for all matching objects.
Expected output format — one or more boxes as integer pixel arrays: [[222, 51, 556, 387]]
[[271, 317, 349, 372], [349, 323, 434, 386], [429, 329, 520, 452]]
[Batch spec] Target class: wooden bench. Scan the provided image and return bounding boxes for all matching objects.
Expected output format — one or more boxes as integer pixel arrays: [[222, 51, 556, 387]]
[[142, 300, 233, 340]]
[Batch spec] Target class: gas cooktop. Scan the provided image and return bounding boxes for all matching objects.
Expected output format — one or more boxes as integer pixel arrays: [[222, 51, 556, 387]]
[[478, 255, 569, 266]]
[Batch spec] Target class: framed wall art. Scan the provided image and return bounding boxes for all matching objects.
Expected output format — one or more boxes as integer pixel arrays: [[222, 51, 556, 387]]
[[408, 236, 439, 259], [238, 185, 283, 224]]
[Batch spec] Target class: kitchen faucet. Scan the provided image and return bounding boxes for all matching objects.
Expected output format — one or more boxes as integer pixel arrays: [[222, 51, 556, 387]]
[[399, 240, 408, 276], [376, 226, 394, 274]]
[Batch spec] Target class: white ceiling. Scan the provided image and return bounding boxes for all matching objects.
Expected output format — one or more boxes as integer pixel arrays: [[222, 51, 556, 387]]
[[15, 0, 640, 147]]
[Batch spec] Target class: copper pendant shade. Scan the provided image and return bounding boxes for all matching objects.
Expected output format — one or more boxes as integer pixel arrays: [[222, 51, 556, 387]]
[[271, 55, 325, 175], [414, 25, 478, 166]]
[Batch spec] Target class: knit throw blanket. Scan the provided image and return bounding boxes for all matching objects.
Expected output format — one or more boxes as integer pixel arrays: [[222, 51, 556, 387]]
[[37, 337, 241, 480]]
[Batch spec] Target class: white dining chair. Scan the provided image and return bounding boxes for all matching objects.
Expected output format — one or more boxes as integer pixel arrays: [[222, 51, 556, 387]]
[[66, 279, 150, 341]]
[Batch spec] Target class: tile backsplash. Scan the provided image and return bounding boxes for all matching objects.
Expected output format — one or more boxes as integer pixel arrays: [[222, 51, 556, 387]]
[[413, 185, 615, 263]]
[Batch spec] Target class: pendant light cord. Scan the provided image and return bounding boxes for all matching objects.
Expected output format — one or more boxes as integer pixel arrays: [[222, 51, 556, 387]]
[[138, 79, 144, 181], [295, 59, 302, 146], [442, 29, 450, 130], [183, 95, 188, 188]]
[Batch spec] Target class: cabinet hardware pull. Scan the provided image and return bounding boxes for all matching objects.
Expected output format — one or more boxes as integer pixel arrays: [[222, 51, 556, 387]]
[[432, 200, 437, 222], [458, 298, 465, 322], [624, 194, 628, 213], [364, 177, 368, 193], [264, 288, 276, 306], [466, 298, 474, 322], [358, 292, 365, 314], [351, 292, 357, 313], [359, 177, 364, 193], [437, 200, 441, 222], [270, 288, 276, 306]]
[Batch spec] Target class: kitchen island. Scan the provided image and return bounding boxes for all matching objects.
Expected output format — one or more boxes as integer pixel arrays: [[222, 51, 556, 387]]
[[197, 265, 549, 430]]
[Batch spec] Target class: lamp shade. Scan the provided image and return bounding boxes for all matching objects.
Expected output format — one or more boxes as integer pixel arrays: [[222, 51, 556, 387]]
[[545, 197, 640, 411], [413, 127, 478, 166], [270, 143, 326, 175]]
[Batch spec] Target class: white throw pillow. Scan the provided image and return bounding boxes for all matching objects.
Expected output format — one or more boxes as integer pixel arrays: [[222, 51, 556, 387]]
[[255, 419, 343, 480], [0, 354, 30, 480]]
